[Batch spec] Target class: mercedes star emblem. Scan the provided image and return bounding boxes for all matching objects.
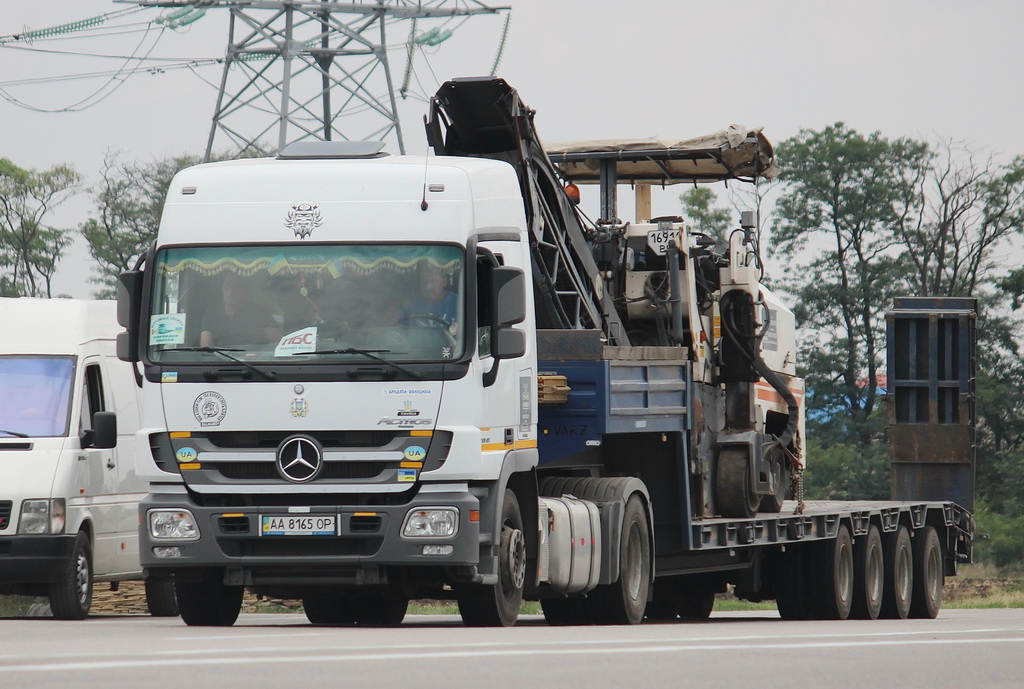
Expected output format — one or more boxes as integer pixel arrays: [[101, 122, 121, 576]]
[[276, 435, 323, 483]]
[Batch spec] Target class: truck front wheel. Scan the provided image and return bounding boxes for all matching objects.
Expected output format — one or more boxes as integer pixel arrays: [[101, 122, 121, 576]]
[[177, 576, 243, 626], [145, 578, 179, 617], [458, 489, 525, 627]]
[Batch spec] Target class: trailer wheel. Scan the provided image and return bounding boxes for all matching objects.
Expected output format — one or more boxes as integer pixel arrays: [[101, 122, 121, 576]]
[[541, 597, 591, 626], [145, 578, 179, 617], [590, 494, 651, 625], [717, 447, 758, 518], [909, 526, 943, 619], [809, 523, 854, 620], [774, 546, 811, 620], [177, 576, 243, 626], [880, 525, 913, 619], [850, 525, 884, 619], [457, 489, 525, 627], [49, 531, 93, 620], [303, 593, 355, 625]]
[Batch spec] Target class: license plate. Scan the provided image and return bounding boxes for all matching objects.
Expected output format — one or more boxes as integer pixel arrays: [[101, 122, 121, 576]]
[[647, 228, 678, 256], [260, 514, 337, 536]]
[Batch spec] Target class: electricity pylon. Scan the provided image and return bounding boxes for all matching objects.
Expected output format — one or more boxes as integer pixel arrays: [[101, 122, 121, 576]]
[[127, 2, 506, 160]]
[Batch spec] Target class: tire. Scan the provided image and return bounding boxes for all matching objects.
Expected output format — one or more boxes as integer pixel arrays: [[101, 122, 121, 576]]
[[49, 531, 93, 620], [589, 494, 651, 625], [909, 526, 943, 619], [809, 523, 854, 620], [541, 597, 591, 626], [774, 546, 811, 620], [850, 525, 884, 620], [351, 591, 409, 626], [176, 577, 244, 626], [303, 594, 355, 625], [457, 489, 525, 627], [645, 578, 682, 621], [880, 525, 913, 619], [678, 588, 716, 620], [717, 447, 759, 518], [758, 449, 788, 514], [145, 578, 180, 617]]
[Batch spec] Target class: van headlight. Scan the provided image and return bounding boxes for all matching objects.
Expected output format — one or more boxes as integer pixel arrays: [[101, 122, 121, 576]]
[[148, 509, 200, 540], [402, 507, 458, 538], [18, 499, 65, 535]]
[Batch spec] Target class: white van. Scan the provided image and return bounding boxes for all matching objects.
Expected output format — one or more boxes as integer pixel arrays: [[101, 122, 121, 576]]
[[0, 298, 176, 618]]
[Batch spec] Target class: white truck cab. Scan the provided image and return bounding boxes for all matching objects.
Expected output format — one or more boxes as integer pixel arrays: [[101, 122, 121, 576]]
[[0, 298, 176, 618]]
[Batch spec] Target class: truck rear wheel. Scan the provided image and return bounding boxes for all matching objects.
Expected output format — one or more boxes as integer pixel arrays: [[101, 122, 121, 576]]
[[177, 577, 243, 626], [909, 526, 943, 619], [880, 525, 913, 619], [590, 494, 651, 625], [809, 523, 854, 620], [145, 578, 180, 617], [850, 524, 884, 619], [457, 489, 525, 627], [49, 531, 93, 620], [717, 447, 758, 518]]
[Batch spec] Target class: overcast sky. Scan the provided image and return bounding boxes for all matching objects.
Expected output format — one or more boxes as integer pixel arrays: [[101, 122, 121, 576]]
[[3, 1, 1023, 297]]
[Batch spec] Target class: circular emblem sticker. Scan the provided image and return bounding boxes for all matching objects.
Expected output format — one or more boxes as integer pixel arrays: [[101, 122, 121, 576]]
[[193, 391, 227, 427], [403, 446, 426, 461]]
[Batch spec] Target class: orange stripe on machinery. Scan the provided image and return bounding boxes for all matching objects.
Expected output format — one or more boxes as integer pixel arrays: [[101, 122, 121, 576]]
[[755, 382, 805, 405]]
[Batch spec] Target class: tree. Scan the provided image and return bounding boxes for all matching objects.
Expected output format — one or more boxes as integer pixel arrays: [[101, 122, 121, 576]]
[[679, 186, 732, 240], [81, 152, 202, 298], [772, 123, 930, 448], [0, 159, 82, 298]]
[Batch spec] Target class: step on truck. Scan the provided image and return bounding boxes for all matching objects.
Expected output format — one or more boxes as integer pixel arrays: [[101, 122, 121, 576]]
[[116, 77, 973, 626], [0, 298, 178, 619]]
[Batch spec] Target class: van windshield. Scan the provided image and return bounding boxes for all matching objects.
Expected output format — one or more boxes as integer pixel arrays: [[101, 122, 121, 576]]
[[0, 356, 75, 438], [147, 244, 466, 365]]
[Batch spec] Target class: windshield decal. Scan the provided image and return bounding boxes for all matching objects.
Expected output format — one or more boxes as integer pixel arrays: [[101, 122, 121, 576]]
[[150, 313, 186, 345], [275, 326, 318, 357]]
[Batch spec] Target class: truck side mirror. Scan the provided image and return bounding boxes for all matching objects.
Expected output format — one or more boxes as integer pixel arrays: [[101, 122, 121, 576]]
[[117, 270, 142, 363], [85, 411, 118, 450], [491, 266, 526, 327], [492, 328, 526, 359]]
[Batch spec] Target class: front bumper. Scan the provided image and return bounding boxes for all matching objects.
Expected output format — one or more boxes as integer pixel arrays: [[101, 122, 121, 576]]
[[139, 487, 482, 585], [0, 534, 76, 587]]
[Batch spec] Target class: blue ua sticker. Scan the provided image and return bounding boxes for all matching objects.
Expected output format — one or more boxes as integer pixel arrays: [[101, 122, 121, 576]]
[[404, 445, 426, 461], [176, 447, 198, 462]]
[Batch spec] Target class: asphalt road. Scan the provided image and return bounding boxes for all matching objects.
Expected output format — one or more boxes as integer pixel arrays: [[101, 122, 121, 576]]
[[1, 608, 1022, 689]]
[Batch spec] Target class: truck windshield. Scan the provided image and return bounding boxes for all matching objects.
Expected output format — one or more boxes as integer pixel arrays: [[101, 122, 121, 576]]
[[147, 244, 466, 364], [0, 356, 75, 437]]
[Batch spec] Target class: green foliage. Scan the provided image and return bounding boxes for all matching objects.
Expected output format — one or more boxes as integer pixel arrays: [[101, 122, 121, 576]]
[[81, 152, 202, 298], [679, 186, 732, 241], [973, 500, 1024, 573], [802, 436, 890, 501], [0, 158, 81, 297]]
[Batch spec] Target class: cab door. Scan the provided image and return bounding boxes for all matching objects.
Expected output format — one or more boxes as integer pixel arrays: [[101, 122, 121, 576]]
[[73, 357, 120, 576]]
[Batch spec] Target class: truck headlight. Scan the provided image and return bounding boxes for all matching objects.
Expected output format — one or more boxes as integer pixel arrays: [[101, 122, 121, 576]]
[[402, 507, 458, 538], [148, 509, 200, 540], [18, 499, 65, 535]]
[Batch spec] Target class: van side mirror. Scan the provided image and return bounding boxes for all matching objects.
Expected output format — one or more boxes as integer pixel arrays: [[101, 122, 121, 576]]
[[116, 271, 142, 363], [85, 411, 117, 450]]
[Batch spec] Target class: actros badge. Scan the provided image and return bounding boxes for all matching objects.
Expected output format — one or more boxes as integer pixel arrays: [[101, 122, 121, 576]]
[[276, 435, 323, 483]]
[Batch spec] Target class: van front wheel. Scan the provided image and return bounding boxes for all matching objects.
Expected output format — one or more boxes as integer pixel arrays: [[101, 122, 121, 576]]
[[49, 531, 93, 620]]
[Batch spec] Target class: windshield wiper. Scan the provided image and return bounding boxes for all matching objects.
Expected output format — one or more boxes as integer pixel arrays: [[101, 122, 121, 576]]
[[295, 348, 422, 380], [172, 346, 277, 381], [0, 429, 29, 438]]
